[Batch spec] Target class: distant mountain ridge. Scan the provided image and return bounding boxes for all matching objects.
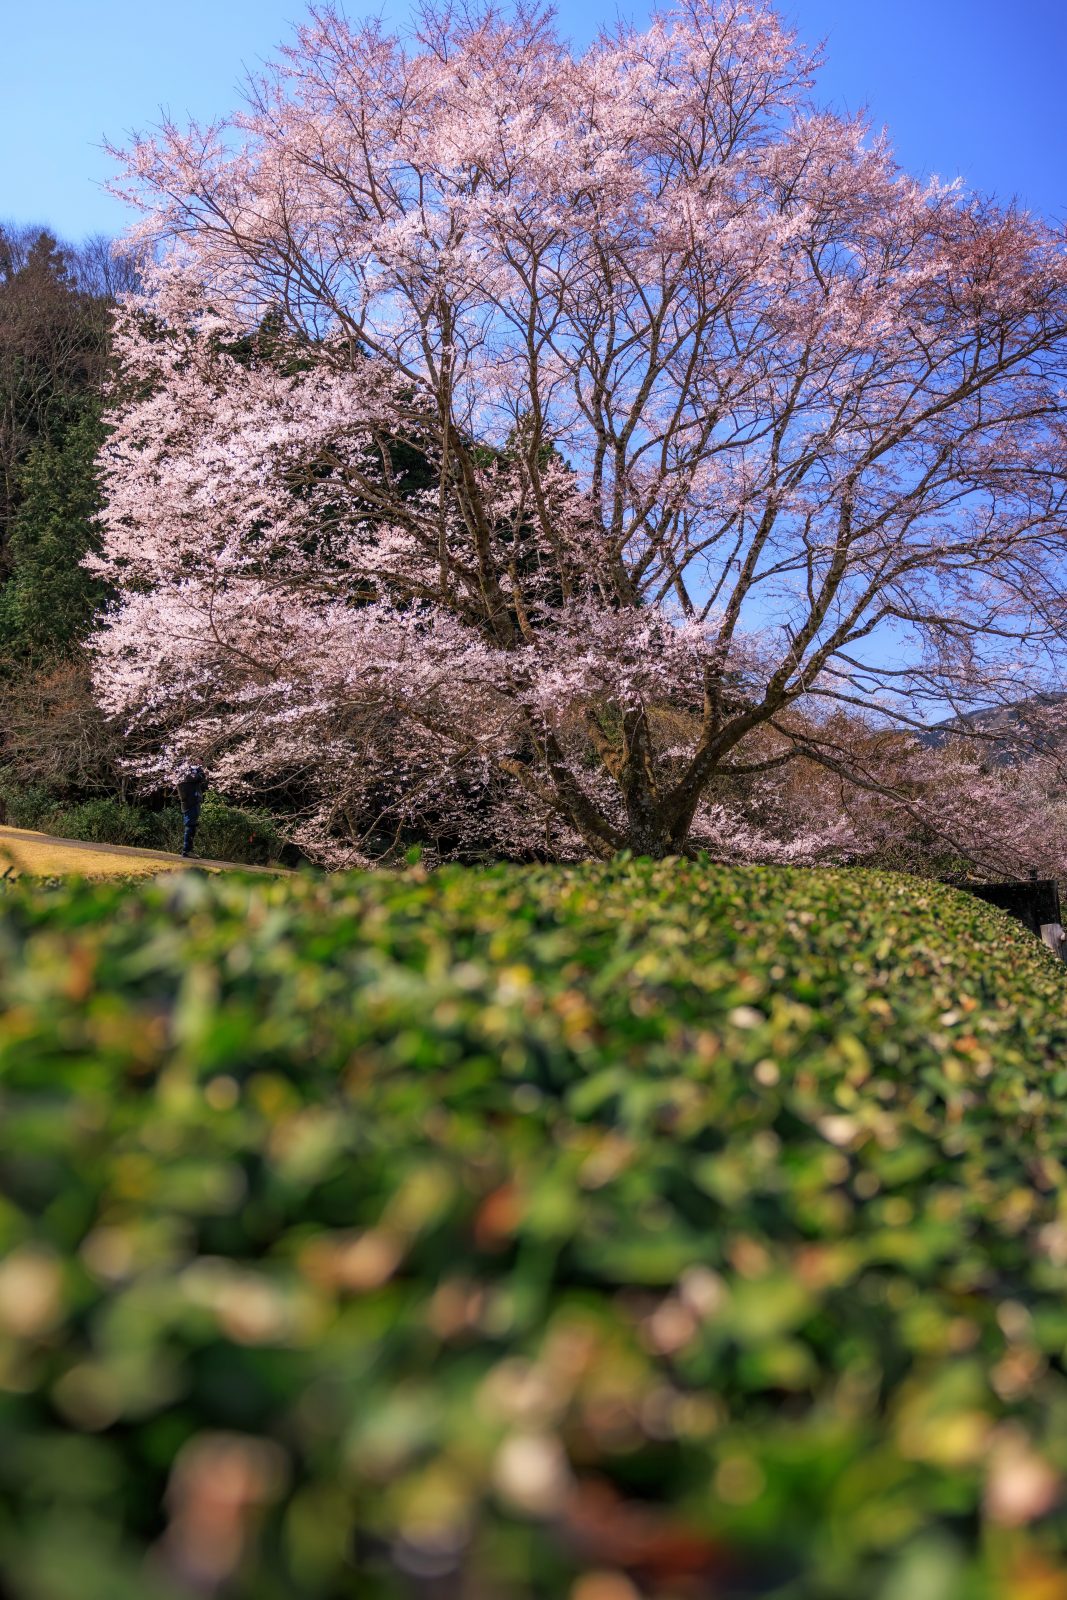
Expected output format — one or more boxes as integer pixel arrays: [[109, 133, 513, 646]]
[[918, 693, 1067, 759]]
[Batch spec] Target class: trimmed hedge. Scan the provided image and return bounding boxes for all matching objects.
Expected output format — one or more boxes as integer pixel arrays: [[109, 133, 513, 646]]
[[1, 861, 1066, 1599]]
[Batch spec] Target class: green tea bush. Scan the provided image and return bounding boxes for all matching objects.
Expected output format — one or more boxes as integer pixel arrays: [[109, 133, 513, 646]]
[[1, 860, 1066, 1600]]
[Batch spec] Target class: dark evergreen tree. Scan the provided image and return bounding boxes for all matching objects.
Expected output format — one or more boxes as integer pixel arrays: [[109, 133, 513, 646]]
[[0, 222, 130, 666], [0, 403, 106, 660]]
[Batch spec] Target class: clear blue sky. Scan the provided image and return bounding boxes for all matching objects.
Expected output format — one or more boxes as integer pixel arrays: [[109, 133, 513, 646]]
[[4, 0, 1065, 244]]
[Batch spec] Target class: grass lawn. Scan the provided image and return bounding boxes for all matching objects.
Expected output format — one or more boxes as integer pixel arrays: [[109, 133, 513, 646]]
[[1, 859, 1065, 1599], [0, 823, 284, 878]]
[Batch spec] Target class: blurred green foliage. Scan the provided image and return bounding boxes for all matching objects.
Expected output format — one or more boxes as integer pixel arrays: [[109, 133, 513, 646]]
[[1, 860, 1066, 1600]]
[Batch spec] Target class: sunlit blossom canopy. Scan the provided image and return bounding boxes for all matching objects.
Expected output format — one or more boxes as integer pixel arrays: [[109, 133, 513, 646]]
[[93, 0, 1067, 862]]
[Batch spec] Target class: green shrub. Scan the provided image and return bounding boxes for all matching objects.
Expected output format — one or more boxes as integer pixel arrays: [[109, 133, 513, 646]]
[[192, 796, 287, 866], [0, 773, 56, 829], [45, 795, 167, 849], [0, 774, 289, 865], [1, 861, 1066, 1599], [44, 794, 287, 864]]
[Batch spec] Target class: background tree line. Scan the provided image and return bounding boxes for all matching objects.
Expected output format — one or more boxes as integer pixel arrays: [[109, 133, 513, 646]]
[[0, 221, 133, 660], [0, 221, 124, 819], [0, 222, 288, 864]]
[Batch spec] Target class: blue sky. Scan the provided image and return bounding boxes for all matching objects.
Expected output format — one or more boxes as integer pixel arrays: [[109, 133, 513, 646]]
[[4, 0, 1065, 243]]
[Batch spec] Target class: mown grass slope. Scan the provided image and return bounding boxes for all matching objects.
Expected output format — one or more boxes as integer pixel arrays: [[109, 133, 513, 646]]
[[1, 861, 1066, 1600], [0, 823, 285, 878]]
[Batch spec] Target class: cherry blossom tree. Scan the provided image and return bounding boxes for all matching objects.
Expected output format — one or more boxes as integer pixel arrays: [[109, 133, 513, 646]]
[[91, 0, 1067, 864]]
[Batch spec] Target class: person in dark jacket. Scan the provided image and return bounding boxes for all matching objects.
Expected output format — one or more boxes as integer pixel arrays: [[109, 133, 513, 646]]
[[175, 762, 209, 858]]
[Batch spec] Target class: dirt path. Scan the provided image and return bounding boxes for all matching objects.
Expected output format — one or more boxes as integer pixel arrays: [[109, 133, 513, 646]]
[[0, 824, 287, 879]]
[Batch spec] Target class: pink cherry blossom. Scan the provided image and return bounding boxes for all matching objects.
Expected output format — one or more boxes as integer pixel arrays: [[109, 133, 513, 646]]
[[92, 0, 1067, 864]]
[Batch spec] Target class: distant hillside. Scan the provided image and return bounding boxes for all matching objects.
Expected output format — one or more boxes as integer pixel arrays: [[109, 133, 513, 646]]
[[918, 692, 1067, 761]]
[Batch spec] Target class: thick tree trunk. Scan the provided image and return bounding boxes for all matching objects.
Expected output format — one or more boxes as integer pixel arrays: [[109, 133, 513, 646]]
[[617, 708, 673, 857], [624, 814, 673, 857]]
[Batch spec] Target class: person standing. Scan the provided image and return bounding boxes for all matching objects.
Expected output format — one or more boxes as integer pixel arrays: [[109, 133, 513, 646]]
[[175, 762, 209, 858]]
